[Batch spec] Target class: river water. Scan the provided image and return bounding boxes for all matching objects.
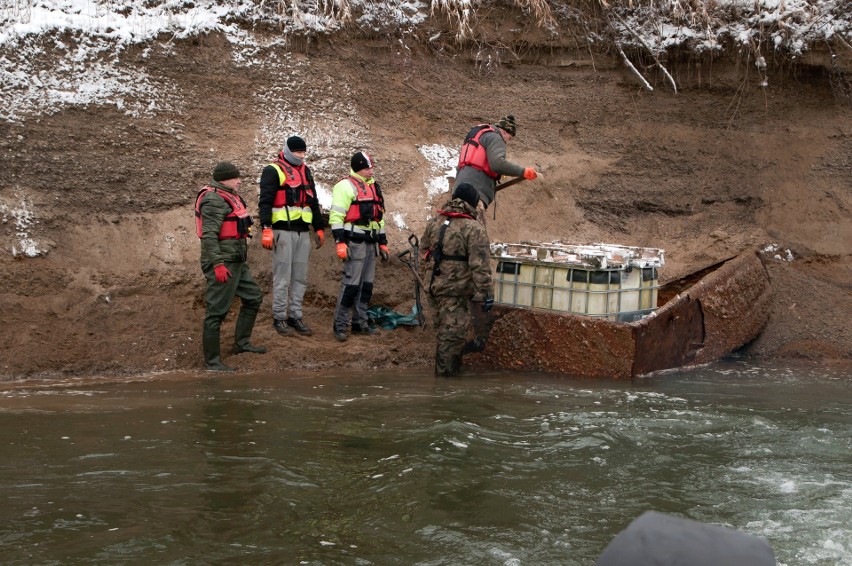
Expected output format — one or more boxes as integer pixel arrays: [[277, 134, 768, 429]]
[[1, 360, 849, 565]]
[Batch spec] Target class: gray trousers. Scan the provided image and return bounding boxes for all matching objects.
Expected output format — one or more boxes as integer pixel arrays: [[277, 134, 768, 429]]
[[333, 240, 376, 332], [272, 229, 312, 321]]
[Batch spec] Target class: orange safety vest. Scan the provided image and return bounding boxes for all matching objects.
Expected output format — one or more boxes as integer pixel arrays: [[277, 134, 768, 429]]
[[343, 176, 384, 225], [270, 158, 315, 209], [457, 124, 500, 179], [194, 186, 252, 240]]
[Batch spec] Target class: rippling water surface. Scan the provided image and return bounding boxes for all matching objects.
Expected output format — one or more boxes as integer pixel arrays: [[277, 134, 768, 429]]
[[1, 360, 850, 565]]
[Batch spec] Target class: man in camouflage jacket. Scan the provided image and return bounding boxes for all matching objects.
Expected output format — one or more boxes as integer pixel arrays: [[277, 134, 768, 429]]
[[420, 183, 494, 377]]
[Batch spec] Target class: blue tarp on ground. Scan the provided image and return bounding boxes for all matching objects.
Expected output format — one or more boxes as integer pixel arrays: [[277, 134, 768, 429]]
[[367, 305, 422, 329]]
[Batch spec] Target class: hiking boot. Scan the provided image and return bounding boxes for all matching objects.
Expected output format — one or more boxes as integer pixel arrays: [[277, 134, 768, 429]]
[[273, 319, 293, 336], [333, 328, 348, 342], [351, 323, 379, 336], [287, 317, 313, 336]]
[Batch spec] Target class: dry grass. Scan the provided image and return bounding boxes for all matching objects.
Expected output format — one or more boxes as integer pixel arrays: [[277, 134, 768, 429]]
[[319, 0, 353, 23], [430, 0, 555, 42], [254, 0, 850, 70]]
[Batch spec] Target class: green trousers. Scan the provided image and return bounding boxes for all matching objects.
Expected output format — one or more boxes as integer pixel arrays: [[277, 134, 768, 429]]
[[201, 261, 263, 337]]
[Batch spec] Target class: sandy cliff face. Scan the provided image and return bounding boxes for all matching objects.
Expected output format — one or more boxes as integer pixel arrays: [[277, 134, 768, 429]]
[[0, 34, 850, 379]]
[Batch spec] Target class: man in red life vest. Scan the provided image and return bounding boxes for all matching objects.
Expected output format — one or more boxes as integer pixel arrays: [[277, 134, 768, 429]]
[[329, 151, 389, 342], [195, 162, 265, 372], [454, 114, 539, 223], [258, 136, 326, 337]]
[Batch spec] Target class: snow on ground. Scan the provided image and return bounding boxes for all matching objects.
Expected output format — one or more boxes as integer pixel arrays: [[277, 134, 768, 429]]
[[0, 0, 847, 254], [1, 0, 848, 122], [0, 0, 428, 122], [0, 193, 43, 257], [417, 144, 458, 199], [617, 0, 849, 58]]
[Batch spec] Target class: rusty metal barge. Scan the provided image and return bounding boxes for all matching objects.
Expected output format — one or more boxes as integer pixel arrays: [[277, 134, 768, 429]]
[[469, 243, 773, 378]]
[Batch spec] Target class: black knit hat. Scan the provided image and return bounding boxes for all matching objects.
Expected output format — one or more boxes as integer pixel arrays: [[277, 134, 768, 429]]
[[286, 136, 307, 152], [212, 161, 240, 182], [494, 114, 516, 137], [350, 151, 374, 172], [452, 182, 480, 209]]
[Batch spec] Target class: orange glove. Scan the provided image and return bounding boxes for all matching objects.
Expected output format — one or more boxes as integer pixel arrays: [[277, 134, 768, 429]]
[[261, 227, 274, 250], [213, 264, 231, 283], [315, 229, 325, 249], [336, 242, 349, 261], [379, 244, 389, 262], [523, 167, 538, 180]]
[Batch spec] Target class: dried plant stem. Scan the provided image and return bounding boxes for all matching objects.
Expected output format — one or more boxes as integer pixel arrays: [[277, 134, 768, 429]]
[[320, 0, 352, 23], [517, 0, 554, 28], [610, 10, 678, 93], [618, 44, 653, 91]]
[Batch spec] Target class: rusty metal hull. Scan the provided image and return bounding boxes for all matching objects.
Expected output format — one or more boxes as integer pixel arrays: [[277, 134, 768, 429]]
[[469, 251, 772, 378]]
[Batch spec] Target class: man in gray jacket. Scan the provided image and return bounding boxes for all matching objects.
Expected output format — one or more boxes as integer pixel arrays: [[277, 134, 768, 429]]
[[453, 114, 539, 215]]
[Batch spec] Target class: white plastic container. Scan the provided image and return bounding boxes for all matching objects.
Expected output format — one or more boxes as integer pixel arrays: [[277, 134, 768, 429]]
[[491, 242, 665, 322]]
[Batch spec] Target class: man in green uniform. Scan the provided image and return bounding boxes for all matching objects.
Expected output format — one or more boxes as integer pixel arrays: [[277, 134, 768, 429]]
[[196, 161, 266, 372], [420, 183, 494, 377]]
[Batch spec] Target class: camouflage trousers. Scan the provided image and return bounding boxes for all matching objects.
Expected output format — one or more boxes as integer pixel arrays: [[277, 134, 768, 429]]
[[430, 295, 471, 377]]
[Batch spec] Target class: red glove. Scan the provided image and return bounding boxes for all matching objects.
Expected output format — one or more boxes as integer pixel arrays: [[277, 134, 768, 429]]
[[336, 242, 349, 260], [213, 264, 231, 283], [523, 167, 538, 180], [379, 244, 389, 262], [261, 228, 274, 250], [315, 229, 325, 249]]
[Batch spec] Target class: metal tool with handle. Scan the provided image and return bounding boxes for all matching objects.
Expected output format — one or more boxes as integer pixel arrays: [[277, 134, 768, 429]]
[[398, 234, 426, 328], [495, 175, 554, 198]]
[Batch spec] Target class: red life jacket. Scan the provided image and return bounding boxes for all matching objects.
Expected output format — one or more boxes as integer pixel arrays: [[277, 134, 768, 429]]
[[194, 186, 252, 240], [343, 176, 384, 225], [270, 156, 315, 208], [457, 124, 500, 179]]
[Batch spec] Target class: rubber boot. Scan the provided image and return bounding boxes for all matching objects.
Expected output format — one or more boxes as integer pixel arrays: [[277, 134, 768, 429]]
[[233, 309, 267, 354], [435, 347, 463, 377], [461, 337, 487, 355], [203, 329, 235, 372], [448, 353, 463, 376]]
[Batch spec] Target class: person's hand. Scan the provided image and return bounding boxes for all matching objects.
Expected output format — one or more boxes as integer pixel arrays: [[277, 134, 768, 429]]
[[214, 264, 231, 283], [261, 228, 274, 250], [379, 244, 389, 262], [482, 297, 495, 312], [315, 229, 325, 249], [336, 242, 349, 261], [523, 167, 538, 180]]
